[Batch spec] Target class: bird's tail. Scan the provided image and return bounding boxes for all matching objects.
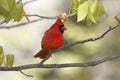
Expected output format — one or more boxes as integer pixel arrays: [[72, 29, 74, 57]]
[[34, 49, 49, 59]]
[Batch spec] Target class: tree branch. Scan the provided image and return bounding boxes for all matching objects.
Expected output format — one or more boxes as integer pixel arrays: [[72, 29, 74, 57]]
[[27, 14, 58, 19], [0, 53, 120, 71], [63, 25, 118, 49], [0, 24, 119, 71], [0, 19, 41, 29], [46, 24, 119, 55], [0, 14, 58, 29], [39, 24, 119, 64]]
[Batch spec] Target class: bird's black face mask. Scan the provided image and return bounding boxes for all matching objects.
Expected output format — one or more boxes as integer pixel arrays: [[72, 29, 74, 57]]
[[59, 25, 66, 33]]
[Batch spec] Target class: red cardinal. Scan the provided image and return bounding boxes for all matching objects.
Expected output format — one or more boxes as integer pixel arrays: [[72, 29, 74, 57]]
[[34, 18, 66, 59]]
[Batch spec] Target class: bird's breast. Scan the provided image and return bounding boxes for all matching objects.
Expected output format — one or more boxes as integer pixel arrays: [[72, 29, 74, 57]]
[[41, 30, 64, 50]]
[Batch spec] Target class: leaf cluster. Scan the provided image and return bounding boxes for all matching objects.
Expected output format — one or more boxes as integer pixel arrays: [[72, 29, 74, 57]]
[[0, 45, 14, 67], [69, 0, 106, 26], [0, 0, 29, 23]]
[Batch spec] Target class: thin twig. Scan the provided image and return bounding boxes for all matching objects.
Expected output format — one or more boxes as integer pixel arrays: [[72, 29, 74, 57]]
[[27, 14, 58, 19], [20, 70, 33, 77], [0, 14, 58, 29], [0, 53, 120, 71]]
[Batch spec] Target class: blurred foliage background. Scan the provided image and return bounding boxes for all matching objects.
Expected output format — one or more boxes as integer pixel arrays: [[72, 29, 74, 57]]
[[0, 0, 120, 80]]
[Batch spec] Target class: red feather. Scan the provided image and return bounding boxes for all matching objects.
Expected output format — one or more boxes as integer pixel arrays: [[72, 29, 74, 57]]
[[34, 18, 66, 59]]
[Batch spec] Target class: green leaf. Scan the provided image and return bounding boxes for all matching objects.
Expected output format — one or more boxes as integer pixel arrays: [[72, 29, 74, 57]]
[[0, 15, 4, 20], [0, 45, 4, 66], [7, 0, 16, 10], [5, 1, 16, 22], [71, 0, 78, 9], [0, 5, 8, 16], [86, 16, 92, 26], [4, 54, 14, 67], [0, 0, 29, 22], [98, 1, 107, 16], [88, 0, 96, 23], [5, 9, 14, 22], [77, 1, 88, 22], [13, 2, 24, 21], [91, 0, 107, 20], [91, 0, 99, 19], [77, 0, 81, 3], [0, 0, 9, 11], [85, 0, 107, 26]]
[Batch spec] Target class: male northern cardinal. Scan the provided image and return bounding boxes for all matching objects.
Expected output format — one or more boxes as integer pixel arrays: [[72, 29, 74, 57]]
[[34, 18, 66, 59]]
